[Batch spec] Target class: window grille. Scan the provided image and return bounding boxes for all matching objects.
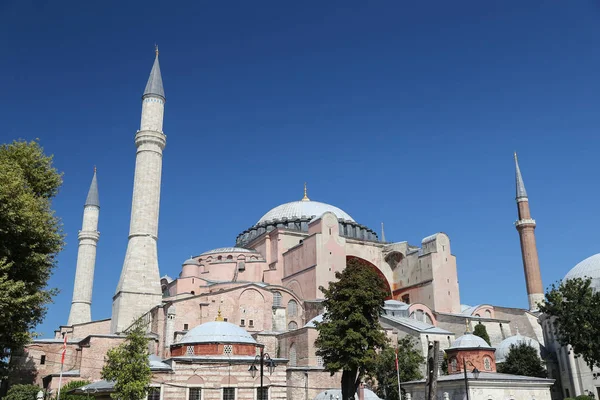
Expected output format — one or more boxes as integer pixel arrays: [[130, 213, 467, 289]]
[[240, 319, 245, 326], [287, 300, 298, 317], [189, 388, 202, 400], [222, 388, 235, 400], [289, 345, 297, 366], [273, 292, 282, 307], [484, 357, 492, 371], [249, 320, 254, 327], [316, 356, 324, 367], [186, 346, 195, 356], [147, 387, 161, 400], [223, 345, 233, 355], [256, 387, 268, 400]]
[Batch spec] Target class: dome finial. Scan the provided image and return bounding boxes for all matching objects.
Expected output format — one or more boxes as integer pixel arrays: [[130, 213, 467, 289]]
[[465, 319, 471, 334], [215, 307, 224, 322], [302, 182, 310, 201], [155, 44, 159, 57]]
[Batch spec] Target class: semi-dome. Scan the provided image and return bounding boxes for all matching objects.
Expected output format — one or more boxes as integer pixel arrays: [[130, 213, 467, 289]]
[[200, 247, 257, 256], [179, 321, 256, 345], [495, 332, 541, 363], [564, 253, 600, 291], [182, 258, 199, 266], [449, 333, 493, 350], [257, 200, 354, 225]]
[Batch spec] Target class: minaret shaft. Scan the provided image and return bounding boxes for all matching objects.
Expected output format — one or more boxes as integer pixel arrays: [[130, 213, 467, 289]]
[[111, 53, 166, 333], [514, 153, 544, 311], [68, 172, 100, 325]]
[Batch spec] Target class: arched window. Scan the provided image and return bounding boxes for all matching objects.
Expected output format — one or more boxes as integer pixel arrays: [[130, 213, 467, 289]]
[[287, 300, 298, 317], [273, 292, 282, 307], [485, 309, 492, 318], [450, 357, 457, 372], [416, 309, 425, 322], [217, 255, 222, 261], [289, 344, 297, 366], [425, 313, 433, 325], [483, 356, 492, 371], [227, 255, 233, 260], [288, 321, 298, 330]]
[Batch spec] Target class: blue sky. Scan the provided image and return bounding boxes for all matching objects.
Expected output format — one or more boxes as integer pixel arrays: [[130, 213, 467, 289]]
[[2, 1, 600, 336]]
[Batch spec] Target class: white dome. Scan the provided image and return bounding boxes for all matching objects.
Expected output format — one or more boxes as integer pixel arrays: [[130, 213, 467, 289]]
[[564, 253, 600, 291], [313, 389, 381, 400], [179, 321, 256, 345], [257, 200, 354, 225], [200, 247, 257, 256], [449, 333, 493, 350], [495, 333, 541, 363]]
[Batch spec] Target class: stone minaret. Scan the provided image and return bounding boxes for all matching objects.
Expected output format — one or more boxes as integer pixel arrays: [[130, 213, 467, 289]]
[[111, 48, 166, 333], [514, 152, 544, 311], [68, 169, 100, 325]]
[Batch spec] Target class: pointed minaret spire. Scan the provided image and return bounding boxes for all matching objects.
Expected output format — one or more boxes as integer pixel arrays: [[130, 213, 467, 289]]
[[68, 168, 101, 325], [143, 45, 165, 100], [85, 167, 99, 207], [514, 152, 528, 200], [513, 153, 544, 311], [381, 222, 386, 242]]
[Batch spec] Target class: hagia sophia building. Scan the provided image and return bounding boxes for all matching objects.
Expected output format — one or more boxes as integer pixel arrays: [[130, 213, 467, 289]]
[[8, 50, 600, 400]]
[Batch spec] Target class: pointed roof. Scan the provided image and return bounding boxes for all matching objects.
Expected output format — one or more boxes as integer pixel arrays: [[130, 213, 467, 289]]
[[143, 46, 165, 99], [514, 152, 528, 200], [85, 169, 99, 207]]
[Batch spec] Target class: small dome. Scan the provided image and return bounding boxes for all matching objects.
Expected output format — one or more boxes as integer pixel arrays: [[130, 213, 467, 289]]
[[449, 333, 493, 350], [313, 389, 381, 400], [182, 258, 200, 266], [495, 333, 541, 363], [257, 200, 354, 225], [179, 321, 256, 345], [304, 314, 324, 328], [564, 253, 600, 291], [200, 247, 257, 256]]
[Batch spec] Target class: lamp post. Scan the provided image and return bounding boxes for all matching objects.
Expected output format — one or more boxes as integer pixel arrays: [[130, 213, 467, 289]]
[[249, 347, 276, 400], [462, 359, 480, 400]]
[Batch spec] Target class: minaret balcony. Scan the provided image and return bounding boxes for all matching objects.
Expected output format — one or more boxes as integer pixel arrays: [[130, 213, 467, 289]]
[[515, 218, 536, 228]]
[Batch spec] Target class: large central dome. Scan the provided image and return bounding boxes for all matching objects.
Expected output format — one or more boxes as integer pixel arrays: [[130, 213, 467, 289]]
[[257, 200, 354, 225]]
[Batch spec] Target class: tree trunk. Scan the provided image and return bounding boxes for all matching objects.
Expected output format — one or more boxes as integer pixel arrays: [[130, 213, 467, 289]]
[[341, 369, 359, 400]]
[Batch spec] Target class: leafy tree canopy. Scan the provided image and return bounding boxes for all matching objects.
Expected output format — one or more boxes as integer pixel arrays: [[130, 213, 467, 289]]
[[4, 384, 41, 400], [58, 380, 91, 400], [538, 277, 600, 370], [0, 140, 64, 377], [367, 336, 424, 400], [101, 320, 151, 400], [315, 257, 389, 400], [497, 342, 546, 378], [473, 323, 491, 346]]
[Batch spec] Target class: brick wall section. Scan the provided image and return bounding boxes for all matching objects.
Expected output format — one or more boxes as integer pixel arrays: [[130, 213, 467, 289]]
[[171, 343, 257, 357]]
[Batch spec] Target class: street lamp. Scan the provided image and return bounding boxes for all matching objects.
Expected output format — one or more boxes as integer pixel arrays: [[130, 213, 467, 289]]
[[462, 360, 480, 400], [249, 347, 277, 400]]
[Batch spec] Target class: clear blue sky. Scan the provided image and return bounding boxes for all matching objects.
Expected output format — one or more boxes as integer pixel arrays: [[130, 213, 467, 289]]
[[2, 1, 600, 336]]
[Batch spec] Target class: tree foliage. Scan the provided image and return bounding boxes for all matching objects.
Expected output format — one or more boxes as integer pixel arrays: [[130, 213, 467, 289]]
[[497, 342, 546, 378], [58, 380, 91, 400], [4, 384, 41, 400], [473, 323, 491, 346], [367, 336, 424, 400], [315, 257, 389, 400], [101, 320, 151, 400], [0, 140, 64, 376], [538, 277, 600, 370]]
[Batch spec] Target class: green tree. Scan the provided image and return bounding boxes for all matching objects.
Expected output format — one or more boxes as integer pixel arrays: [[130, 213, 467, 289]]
[[101, 320, 151, 400], [57, 380, 91, 400], [538, 277, 600, 370], [368, 336, 424, 400], [497, 342, 546, 378], [315, 257, 389, 400], [473, 323, 491, 346], [4, 384, 41, 400], [0, 140, 64, 377]]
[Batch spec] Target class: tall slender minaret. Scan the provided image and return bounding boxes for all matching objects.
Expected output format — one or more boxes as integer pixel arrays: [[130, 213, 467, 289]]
[[111, 47, 166, 333], [514, 152, 544, 311], [68, 169, 100, 325]]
